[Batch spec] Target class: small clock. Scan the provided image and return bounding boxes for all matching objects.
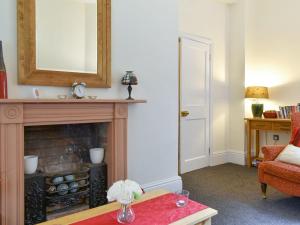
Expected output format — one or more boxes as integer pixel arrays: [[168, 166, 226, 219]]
[[72, 82, 86, 99]]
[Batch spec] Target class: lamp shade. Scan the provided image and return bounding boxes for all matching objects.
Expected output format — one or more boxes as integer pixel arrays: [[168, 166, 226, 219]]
[[121, 71, 138, 86], [245, 86, 269, 99]]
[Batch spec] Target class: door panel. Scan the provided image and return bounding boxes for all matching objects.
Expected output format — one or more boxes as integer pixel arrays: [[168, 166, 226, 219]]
[[180, 37, 211, 174]]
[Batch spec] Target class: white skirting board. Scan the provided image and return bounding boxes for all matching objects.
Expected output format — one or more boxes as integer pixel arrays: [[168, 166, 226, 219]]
[[141, 151, 244, 193], [141, 176, 183, 192], [210, 150, 245, 166], [227, 150, 246, 165]]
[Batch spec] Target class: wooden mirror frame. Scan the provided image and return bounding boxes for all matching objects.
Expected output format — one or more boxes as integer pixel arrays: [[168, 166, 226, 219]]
[[17, 0, 111, 88]]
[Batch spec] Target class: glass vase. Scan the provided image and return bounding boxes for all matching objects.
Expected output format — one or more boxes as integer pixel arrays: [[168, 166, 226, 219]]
[[117, 203, 135, 224]]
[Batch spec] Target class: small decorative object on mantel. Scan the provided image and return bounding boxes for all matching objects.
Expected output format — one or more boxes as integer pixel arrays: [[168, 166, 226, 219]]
[[57, 94, 68, 99], [0, 41, 8, 99], [121, 71, 138, 100], [245, 86, 269, 118], [88, 96, 98, 100], [32, 88, 40, 99], [72, 82, 87, 99], [107, 179, 143, 224]]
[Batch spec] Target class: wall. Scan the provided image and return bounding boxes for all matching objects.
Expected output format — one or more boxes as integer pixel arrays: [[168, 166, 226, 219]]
[[227, 0, 246, 162], [226, 0, 300, 156], [245, 0, 300, 148], [0, 0, 181, 191], [179, 0, 232, 165]]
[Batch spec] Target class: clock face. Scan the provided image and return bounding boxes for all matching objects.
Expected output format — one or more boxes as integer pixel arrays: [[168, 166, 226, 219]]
[[73, 83, 86, 98]]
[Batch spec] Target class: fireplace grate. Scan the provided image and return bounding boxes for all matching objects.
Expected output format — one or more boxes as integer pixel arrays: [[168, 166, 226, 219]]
[[45, 167, 90, 215], [25, 163, 108, 225], [46, 189, 90, 215]]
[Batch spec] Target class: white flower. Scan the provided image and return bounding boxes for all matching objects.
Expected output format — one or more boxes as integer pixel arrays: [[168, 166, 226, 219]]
[[107, 180, 143, 204]]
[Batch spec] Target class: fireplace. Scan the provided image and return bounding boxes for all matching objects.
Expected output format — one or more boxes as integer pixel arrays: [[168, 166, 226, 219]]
[[24, 123, 109, 224], [0, 99, 145, 225]]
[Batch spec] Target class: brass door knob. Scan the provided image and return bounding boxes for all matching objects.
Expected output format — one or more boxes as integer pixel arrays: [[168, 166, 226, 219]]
[[181, 111, 190, 117]]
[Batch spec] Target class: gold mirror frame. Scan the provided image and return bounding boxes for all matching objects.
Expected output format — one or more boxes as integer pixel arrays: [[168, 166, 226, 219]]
[[17, 0, 111, 88]]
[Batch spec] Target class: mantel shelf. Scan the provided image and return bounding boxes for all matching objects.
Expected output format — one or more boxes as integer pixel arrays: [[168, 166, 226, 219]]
[[0, 99, 146, 104]]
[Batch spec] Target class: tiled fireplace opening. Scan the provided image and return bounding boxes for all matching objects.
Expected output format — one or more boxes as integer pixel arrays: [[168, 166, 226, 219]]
[[24, 123, 109, 224]]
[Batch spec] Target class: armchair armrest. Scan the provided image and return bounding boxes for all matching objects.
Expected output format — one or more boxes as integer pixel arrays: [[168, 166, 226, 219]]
[[262, 145, 286, 161]]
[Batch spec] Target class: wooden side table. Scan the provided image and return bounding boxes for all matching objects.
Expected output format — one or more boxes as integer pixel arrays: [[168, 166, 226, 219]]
[[245, 118, 291, 167]]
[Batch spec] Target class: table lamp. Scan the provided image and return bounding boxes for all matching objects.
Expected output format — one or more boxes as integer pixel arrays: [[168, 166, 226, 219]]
[[121, 71, 138, 100], [245, 86, 269, 118]]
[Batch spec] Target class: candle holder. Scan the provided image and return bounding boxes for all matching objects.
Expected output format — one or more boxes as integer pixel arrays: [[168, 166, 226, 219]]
[[121, 71, 138, 100]]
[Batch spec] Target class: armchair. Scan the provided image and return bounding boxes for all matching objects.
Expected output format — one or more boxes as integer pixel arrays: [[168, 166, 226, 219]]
[[258, 113, 300, 198]]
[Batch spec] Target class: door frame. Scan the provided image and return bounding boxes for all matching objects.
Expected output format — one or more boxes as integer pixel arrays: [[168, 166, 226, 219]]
[[178, 33, 213, 174]]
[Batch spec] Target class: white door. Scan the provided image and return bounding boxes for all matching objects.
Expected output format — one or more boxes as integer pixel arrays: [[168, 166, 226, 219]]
[[179, 36, 211, 174]]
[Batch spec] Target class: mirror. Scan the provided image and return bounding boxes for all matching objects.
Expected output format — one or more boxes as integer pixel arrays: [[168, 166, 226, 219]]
[[18, 0, 111, 88], [36, 0, 97, 74]]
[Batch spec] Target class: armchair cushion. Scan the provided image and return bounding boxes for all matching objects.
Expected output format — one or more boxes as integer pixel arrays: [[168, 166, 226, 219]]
[[259, 161, 300, 184], [276, 144, 300, 166], [262, 145, 285, 161]]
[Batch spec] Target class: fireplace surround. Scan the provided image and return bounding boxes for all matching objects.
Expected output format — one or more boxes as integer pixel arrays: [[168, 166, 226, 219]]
[[0, 99, 145, 225]]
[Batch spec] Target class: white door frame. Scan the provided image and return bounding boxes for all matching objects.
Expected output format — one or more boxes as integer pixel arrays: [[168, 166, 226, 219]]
[[178, 33, 214, 173]]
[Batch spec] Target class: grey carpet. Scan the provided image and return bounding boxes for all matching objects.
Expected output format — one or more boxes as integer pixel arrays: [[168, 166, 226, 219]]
[[181, 163, 300, 225]]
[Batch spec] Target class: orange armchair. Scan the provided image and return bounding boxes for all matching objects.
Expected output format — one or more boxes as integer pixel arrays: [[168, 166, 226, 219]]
[[258, 113, 300, 198]]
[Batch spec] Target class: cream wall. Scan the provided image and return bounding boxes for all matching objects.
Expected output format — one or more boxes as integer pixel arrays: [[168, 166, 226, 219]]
[[228, 0, 245, 155], [0, 0, 181, 191], [244, 0, 300, 148], [227, 0, 300, 155], [179, 0, 231, 164], [246, 0, 300, 107]]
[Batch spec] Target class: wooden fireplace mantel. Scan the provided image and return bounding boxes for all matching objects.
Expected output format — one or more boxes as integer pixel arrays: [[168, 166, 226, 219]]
[[0, 98, 145, 225], [0, 99, 146, 104]]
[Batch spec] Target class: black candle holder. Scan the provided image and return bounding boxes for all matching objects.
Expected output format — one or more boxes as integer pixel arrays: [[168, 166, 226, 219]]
[[121, 71, 138, 100], [127, 84, 134, 100]]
